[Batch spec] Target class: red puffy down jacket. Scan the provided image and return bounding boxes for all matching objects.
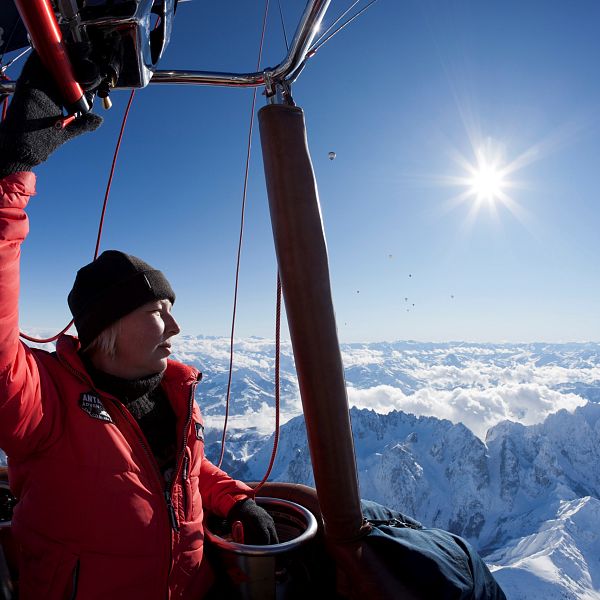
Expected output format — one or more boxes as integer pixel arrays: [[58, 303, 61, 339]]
[[0, 172, 252, 599]]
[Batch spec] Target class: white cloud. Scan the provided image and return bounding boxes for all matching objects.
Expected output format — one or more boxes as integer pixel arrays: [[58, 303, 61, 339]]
[[408, 363, 600, 389], [347, 383, 587, 440], [204, 399, 302, 435], [341, 348, 386, 367], [173, 338, 596, 441], [174, 336, 294, 372]]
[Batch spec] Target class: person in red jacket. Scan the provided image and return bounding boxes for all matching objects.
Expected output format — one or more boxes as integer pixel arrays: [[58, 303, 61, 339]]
[[0, 55, 277, 600]]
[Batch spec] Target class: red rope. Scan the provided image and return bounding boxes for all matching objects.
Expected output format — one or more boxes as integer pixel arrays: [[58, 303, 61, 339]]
[[19, 91, 136, 344], [93, 90, 135, 258], [19, 319, 76, 345], [217, 0, 271, 469], [253, 273, 282, 495]]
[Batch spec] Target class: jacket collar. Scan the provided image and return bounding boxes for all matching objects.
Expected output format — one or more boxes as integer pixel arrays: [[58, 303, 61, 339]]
[[56, 334, 201, 391]]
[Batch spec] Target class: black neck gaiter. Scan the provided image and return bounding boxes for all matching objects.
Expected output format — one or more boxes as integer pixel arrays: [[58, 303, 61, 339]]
[[82, 356, 178, 481]]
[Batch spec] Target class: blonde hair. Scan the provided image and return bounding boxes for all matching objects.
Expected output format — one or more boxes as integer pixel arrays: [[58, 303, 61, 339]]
[[82, 319, 122, 358]]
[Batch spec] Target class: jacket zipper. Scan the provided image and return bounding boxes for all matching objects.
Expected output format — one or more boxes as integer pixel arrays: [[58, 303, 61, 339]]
[[69, 559, 80, 600], [165, 489, 179, 531], [182, 453, 189, 481], [169, 377, 200, 529], [181, 453, 190, 516]]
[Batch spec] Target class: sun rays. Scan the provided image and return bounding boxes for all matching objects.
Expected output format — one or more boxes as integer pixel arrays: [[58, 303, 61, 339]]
[[435, 136, 535, 233]]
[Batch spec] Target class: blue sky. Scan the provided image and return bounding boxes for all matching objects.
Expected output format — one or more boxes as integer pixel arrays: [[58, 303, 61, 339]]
[[8, 0, 600, 342]]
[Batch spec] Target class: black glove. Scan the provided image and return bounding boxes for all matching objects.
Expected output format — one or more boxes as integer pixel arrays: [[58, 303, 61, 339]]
[[0, 52, 103, 178], [227, 498, 279, 545]]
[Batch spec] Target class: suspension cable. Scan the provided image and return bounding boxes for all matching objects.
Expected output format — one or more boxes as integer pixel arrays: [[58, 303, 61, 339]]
[[217, 0, 271, 469], [311, 0, 362, 50], [0, 47, 31, 76], [277, 0, 289, 52], [18, 90, 137, 344], [308, 0, 378, 57], [252, 273, 282, 495]]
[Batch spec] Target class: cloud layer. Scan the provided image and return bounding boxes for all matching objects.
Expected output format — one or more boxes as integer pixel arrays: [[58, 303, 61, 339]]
[[346, 383, 586, 440], [178, 338, 597, 440]]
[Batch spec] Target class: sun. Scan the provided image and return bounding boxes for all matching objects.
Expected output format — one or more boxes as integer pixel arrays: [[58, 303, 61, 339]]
[[437, 135, 536, 229], [467, 154, 507, 203], [444, 139, 519, 214]]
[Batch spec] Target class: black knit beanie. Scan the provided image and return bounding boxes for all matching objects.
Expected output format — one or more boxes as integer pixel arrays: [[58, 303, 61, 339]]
[[68, 250, 176, 349]]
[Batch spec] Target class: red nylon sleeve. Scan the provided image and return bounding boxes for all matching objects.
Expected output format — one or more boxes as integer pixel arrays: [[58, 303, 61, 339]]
[[197, 456, 252, 517], [0, 172, 53, 458]]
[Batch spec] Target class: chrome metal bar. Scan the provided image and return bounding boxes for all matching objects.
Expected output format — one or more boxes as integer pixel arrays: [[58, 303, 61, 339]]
[[268, 0, 329, 83], [150, 69, 266, 87], [151, 0, 331, 88]]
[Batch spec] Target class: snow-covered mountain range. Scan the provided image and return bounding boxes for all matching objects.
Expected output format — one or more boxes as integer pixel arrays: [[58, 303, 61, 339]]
[[3, 337, 600, 598]]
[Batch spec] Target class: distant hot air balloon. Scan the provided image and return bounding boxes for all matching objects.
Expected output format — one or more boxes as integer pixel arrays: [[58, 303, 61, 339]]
[[328, 151, 336, 160]]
